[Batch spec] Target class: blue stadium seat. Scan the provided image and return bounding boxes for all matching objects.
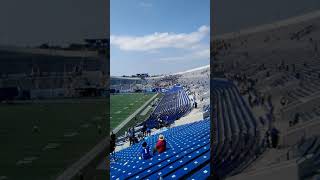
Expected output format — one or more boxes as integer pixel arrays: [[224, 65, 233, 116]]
[[110, 118, 210, 180]]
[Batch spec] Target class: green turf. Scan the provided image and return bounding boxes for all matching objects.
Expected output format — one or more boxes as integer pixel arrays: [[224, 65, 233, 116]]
[[0, 98, 107, 180], [110, 93, 155, 130]]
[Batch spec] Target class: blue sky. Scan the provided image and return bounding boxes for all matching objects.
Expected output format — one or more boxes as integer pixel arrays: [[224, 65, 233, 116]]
[[111, 0, 210, 76]]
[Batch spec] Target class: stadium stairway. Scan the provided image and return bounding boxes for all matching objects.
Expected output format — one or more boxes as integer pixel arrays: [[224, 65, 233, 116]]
[[211, 79, 263, 179], [110, 118, 210, 180]]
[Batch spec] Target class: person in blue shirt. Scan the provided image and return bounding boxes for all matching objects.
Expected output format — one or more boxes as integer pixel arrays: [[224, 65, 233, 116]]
[[140, 141, 151, 160]]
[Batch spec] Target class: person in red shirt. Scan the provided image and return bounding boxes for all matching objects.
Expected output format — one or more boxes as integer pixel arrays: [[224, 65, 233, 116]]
[[155, 134, 166, 154]]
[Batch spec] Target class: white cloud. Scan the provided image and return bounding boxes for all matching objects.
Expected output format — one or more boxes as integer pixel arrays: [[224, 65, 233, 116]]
[[111, 25, 209, 51], [159, 48, 209, 62]]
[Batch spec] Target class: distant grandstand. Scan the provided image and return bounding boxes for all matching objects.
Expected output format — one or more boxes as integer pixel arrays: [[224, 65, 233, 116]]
[[0, 39, 108, 100], [110, 76, 148, 93]]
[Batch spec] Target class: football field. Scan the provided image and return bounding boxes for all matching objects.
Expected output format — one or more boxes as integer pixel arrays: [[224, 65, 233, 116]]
[[0, 98, 107, 180], [110, 93, 155, 130]]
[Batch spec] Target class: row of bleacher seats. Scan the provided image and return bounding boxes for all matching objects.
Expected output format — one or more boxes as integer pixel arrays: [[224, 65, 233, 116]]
[[211, 79, 264, 178], [110, 118, 210, 180], [146, 86, 191, 128]]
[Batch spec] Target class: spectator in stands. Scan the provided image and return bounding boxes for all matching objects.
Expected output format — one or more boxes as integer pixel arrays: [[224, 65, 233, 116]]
[[128, 128, 135, 146], [267, 94, 272, 104], [158, 118, 164, 130], [280, 96, 287, 106], [271, 127, 280, 148], [248, 94, 253, 107], [292, 64, 296, 72], [78, 171, 84, 180], [128, 128, 132, 145], [262, 133, 267, 148], [293, 113, 300, 125], [261, 94, 265, 105], [124, 130, 128, 139], [289, 120, 293, 127], [32, 124, 39, 133], [265, 131, 271, 148], [97, 124, 102, 134], [266, 71, 270, 77], [314, 41, 319, 56], [110, 131, 116, 161], [253, 97, 258, 106], [132, 127, 136, 144], [142, 122, 147, 137], [146, 127, 151, 136], [140, 141, 152, 160], [154, 134, 166, 154]]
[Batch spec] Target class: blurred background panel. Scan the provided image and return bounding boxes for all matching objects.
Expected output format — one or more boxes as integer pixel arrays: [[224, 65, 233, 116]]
[[212, 0, 320, 179], [1, 0, 109, 179]]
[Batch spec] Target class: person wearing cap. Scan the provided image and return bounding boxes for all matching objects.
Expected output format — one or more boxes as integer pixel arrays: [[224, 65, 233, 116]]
[[155, 134, 166, 154], [140, 141, 151, 160]]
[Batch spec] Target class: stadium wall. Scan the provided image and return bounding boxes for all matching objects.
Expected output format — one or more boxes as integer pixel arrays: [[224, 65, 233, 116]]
[[30, 88, 65, 99]]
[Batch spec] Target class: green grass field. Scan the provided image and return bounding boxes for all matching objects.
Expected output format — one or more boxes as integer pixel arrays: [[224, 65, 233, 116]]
[[110, 93, 155, 130], [1, 99, 107, 180]]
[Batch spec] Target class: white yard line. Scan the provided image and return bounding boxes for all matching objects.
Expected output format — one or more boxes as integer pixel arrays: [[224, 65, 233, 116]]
[[112, 93, 158, 134]]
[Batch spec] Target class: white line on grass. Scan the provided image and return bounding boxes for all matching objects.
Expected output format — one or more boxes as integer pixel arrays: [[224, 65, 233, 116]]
[[112, 93, 158, 134]]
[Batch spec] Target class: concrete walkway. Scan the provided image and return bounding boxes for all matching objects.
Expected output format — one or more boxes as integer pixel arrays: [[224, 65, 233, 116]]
[[140, 105, 152, 116]]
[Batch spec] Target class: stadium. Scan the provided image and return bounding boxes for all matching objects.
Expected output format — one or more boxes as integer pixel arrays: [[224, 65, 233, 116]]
[[108, 65, 210, 179], [0, 39, 109, 180], [212, 10, 320, 180]]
